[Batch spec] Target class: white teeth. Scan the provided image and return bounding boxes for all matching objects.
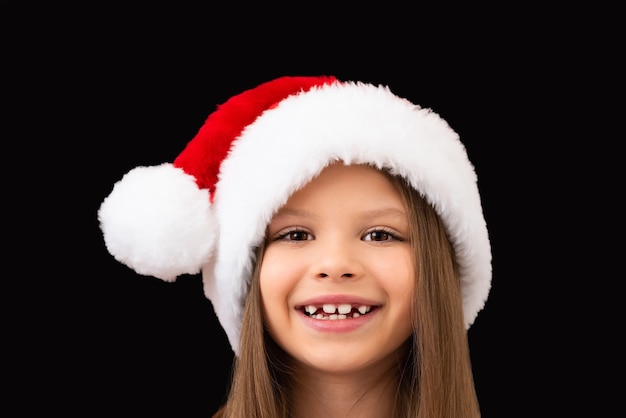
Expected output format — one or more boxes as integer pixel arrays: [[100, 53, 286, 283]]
[[323, 304, 336, 314], [304, 303, 373, 318], [338, 304, 351, 314]]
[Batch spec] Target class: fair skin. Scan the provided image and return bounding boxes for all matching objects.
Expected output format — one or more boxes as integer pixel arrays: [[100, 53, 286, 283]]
[[260, 163, 415, 417]]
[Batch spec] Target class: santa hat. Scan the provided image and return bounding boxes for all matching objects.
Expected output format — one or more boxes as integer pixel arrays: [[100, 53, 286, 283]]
[[98, 76, 492, 355]]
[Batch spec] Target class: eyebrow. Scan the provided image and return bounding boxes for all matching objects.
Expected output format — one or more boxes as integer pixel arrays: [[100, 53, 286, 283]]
[[272, 207, 406, 220], [361, 207, 407, 219], [271, 207, 314, 220]]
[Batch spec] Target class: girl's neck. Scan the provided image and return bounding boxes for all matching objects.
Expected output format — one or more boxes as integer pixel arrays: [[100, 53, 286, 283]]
[[290, 364, 400, 418]]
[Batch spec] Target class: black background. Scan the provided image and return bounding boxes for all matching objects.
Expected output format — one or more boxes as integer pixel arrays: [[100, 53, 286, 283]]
[[4, 2, 614, 417]]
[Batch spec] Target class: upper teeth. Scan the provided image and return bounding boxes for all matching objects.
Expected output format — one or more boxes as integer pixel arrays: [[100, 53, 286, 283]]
[[304, 304, 371, 319]]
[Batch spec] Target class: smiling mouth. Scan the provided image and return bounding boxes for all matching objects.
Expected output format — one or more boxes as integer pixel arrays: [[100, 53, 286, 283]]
[[302, 303, 373, 319]]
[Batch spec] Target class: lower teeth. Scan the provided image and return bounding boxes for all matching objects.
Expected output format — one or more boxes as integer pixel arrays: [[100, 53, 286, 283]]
[[312, 312, 361, 320]]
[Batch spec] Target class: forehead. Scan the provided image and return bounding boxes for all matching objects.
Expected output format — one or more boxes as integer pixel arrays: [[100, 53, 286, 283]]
[[277, 163, 406, 212]]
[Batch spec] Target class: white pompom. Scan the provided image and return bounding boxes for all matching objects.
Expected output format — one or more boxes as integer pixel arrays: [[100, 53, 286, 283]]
[[98, 163, 217, 281]]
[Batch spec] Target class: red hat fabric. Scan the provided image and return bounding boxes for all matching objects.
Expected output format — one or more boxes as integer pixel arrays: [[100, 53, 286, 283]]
[[98, 76, 492, 355]]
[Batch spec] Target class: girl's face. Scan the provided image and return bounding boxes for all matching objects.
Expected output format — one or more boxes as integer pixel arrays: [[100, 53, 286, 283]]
[[260, 163, 415, 375]]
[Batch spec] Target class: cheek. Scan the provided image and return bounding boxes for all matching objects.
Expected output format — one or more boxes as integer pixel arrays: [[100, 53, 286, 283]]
[[377, 252, 415, 345], [375, 250, 415, 312], [259, 247, 302, 320]]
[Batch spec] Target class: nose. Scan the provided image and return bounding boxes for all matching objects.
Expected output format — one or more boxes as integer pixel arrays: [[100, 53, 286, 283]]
[[311, 236, 362, 281]]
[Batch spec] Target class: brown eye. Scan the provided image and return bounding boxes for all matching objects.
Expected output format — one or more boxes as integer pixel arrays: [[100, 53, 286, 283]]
[[287, 230, 311, 241], [275, 228, 313, 242], [363, 228, 404, 242], [364, 230, 391, 242]]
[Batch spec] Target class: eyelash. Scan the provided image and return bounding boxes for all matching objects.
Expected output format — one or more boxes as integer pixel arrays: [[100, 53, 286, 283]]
[[274, 227, 404, 242], [363, 228, 403, 242], [275, 228, 313, 242]]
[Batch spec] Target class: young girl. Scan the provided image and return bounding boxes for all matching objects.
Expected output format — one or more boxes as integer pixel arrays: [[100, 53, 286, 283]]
[[99, 76, 492, 417]]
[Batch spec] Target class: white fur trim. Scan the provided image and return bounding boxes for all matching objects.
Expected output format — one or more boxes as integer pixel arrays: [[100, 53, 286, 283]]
[[99, 163, 217, 281], [205, 81, 492, 353]]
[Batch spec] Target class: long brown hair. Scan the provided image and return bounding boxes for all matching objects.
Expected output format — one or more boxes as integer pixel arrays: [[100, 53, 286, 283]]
[[213, 170, 481, 417]]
